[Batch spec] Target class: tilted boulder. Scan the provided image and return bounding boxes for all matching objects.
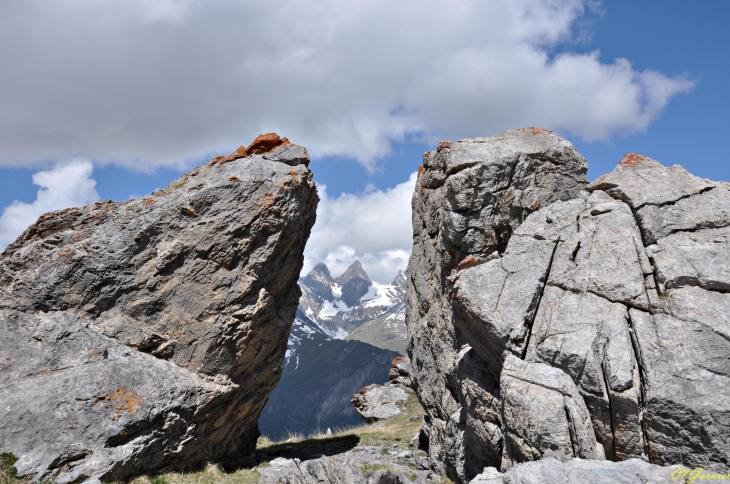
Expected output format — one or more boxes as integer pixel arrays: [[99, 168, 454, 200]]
[[407, 130, 730, 482], [0, 134, 318, 482]]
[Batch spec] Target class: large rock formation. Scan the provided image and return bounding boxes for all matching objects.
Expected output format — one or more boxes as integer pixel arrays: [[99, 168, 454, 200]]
[[407, 129, 730, 482], [0, 134, 318, 482]]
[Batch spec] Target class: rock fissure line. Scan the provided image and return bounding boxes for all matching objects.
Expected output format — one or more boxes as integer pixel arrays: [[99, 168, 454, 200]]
[[659, 224, 730, 240], [521, 240, 559, 359], [600, 356, 617, 461], [563, 401, 578, 457], [446, 161, 479, 176], [635, 185, 716, 210], [624, 311, 653, 462]]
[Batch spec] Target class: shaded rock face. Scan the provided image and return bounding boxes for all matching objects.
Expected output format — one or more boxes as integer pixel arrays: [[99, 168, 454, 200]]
[[0, 135, 318, 482], [407, 132, 730, 482]]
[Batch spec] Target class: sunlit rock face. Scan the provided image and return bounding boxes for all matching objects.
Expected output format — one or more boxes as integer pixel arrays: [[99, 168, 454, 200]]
[[0, 134, 318, 483], [407, 129, 730, 483]]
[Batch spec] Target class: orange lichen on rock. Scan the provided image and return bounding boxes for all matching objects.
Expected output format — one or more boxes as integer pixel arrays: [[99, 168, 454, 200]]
[[206, 133, 301, 167], [247, 133, 291, 155], [392, 356, 406, 367], [228, 176, 240, 182], [520, 127, 553, 135], [218, 146, 249, 165], [94, 387, 143, 420], [619, 152, 653, 169], [457, 256, 477, 270], [417, 165, 425, 177], [437, 141, 451, 152]]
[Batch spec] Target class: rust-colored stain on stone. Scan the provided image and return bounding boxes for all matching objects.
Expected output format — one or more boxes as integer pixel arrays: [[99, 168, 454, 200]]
[[619, 152, 652, 168], [417, 165, 425, 177], [457, 256, 477, 270], [437, 141, 451, 152], [94, 387, 143, 420], [247, 133, 290, 155], [392, 356, 406, 367], [228, 176, 240, 182]]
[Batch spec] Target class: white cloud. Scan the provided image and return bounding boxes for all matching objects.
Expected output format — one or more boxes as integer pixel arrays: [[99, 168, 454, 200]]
[[304, 173, 417, 283], [0, 159, 100, 250], [0, 0, 692, 170]]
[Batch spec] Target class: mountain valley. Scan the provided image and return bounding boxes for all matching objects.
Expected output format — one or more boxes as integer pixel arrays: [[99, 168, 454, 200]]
[[259, 262, 408, 440]]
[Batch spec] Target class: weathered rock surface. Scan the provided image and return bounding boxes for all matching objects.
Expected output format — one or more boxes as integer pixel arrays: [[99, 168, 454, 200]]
[[0, 134, 318, 482], [469, 458, 681, 484], [500, 355, 604, 470], [352, 357, 412, 422], [258, 454, 422, 484], [407, 128, 589, 482], [407, 132, 730, 482]]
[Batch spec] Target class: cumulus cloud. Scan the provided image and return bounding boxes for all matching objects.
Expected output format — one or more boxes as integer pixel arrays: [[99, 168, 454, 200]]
[[304, 173, 417, 283], [0, 159, 100, 249], [0, 0, 692, 170]]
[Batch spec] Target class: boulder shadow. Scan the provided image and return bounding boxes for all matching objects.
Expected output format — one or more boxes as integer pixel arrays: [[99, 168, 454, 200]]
[[251, 434, 361, 465]]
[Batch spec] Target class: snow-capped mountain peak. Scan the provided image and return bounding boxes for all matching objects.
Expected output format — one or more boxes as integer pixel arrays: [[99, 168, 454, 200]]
[[296, 262, 406, 343]]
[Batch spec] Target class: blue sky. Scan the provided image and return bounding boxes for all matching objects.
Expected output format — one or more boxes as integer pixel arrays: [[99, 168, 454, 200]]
[[0, 1, 727, 281]]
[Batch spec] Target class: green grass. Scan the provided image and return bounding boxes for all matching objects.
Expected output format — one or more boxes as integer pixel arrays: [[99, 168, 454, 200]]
[[0, 454, 21, 484], [126, 465, 260, 484], [257, 391, 425, 453]]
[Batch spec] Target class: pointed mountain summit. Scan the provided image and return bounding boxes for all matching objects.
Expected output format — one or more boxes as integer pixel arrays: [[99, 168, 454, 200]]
[[297, 261, 406, 340], [300, 262, 335, 302], [334, 261, 372, 307], [334, 260, 372, 285], [310, 262, 333, 280], [390, 270, 407, 295]]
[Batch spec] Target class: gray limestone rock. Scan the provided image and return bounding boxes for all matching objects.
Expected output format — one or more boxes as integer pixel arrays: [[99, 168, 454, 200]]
[[586, 153, 716, 209], [352, 384, 409, 422], [407, 131, 730, 482], [0, 136, 318, 482], [257, 454, 417, 484], [647, 226, 730, 292], [470, 458, 682, 484], [407, 128, 589, 482], [500, 355, 604, 470], [258, 456, 365, 483]]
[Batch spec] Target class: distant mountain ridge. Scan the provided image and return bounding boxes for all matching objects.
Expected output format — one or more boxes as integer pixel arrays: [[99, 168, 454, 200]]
[[298, 261, 407, 346]]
